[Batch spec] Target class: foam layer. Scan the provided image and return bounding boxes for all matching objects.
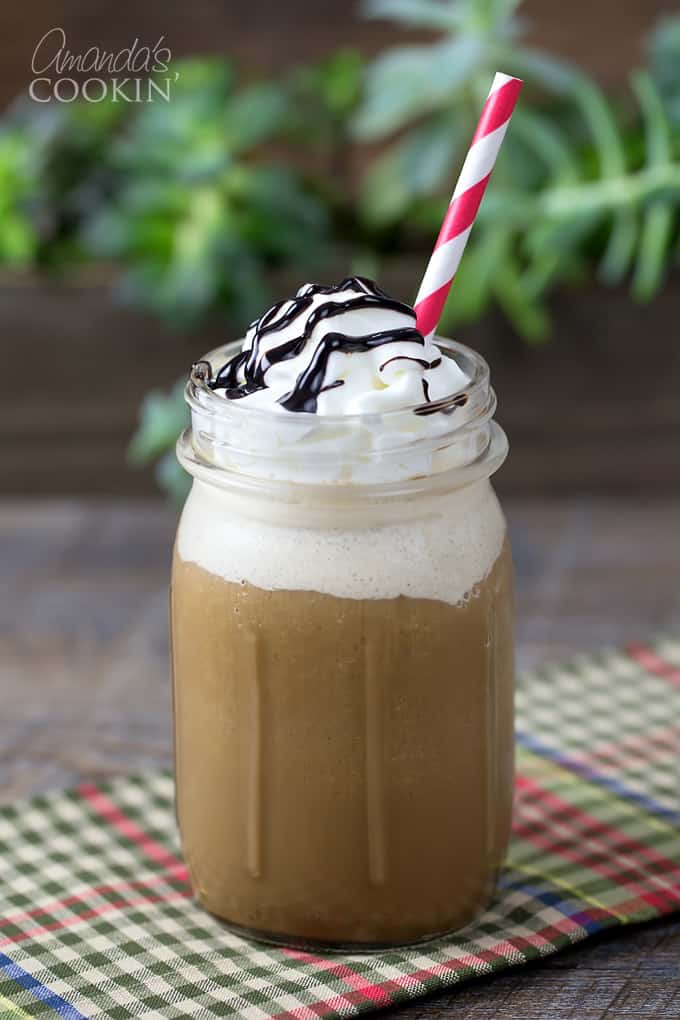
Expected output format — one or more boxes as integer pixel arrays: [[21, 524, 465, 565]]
[[177, 478, 506, 605]]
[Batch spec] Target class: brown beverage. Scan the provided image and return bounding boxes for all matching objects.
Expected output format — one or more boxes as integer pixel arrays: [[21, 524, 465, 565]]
[[171, 535, 513, 946]]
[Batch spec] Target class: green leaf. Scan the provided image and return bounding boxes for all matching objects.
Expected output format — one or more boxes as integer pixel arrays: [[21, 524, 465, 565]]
[[632, 70, 673, 167], [599, 212, 639, 284], [509, 107, 579, 183], [238, 166, 329, 258], [632, 203, 674, 299], [524, 210, 604, 263], [538, 164, 680, 222], [0, 131, 38, 264], [474, 187, 535, 228], [0, 212, 36, 262], [360, 114, 463, 224], [483, 0, 523, 25], [285, 49, 363, 148], [317, 50, 364, 115], [166, 58, 234, 100], [224, 84, 290, 153], [574, 78, 627, 178], [631, 70, 675, 299], [440, 226, 511, 326], [363, 0, 467, 31], [648, 15, 680, 126], [523, 212, 602, 297], [349, 249, 381, 280], [569, 77, 639, 283], [215, 244, 270, 325], [502, 47, 580, 96], [155, 451, 192, 504], [352, 36, 485, 140], [128, 381, 189, 466], [493, 257, 551, 342]]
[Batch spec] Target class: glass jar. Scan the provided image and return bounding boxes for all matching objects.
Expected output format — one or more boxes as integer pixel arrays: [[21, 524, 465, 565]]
[[171, 337, 514, 949]]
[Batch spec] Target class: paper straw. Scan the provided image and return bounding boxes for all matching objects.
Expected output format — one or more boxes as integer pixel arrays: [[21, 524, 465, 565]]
[[414, 72, 523, 339]]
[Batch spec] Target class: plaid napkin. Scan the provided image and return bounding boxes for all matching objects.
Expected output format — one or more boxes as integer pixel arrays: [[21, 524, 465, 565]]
[[1, 636, 679, 1020]]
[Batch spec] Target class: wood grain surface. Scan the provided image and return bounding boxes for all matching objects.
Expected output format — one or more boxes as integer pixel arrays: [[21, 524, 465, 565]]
[[1, 496, 679, 1017]]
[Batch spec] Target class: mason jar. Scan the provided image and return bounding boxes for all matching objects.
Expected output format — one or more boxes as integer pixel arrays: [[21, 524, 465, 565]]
[[171, 337, 514, 949]]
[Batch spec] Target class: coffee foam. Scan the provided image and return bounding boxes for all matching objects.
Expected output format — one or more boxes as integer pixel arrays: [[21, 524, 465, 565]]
[[177, 478, 506, 605]]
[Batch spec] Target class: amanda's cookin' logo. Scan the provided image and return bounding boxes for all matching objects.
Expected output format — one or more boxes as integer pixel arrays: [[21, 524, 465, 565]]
[[30, 27, 177, 103]]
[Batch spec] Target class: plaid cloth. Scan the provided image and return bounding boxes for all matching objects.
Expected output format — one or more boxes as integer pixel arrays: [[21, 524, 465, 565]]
[[1, 635, 679, 1019]]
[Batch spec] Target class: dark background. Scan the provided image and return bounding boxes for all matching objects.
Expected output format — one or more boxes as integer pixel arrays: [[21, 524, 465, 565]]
[[1, 0, 679, 498], [2, 0, 676, 106]]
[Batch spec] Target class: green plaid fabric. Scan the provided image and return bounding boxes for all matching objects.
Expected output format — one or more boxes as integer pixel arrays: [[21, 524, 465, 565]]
[[1, 635, 679, 1019]]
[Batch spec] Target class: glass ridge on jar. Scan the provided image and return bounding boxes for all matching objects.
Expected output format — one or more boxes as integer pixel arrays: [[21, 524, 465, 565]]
[[171, 337, 515, 949]]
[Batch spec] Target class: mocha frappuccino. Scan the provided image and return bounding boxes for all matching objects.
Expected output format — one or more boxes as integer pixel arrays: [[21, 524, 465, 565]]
[[172, 277, 515, 947]]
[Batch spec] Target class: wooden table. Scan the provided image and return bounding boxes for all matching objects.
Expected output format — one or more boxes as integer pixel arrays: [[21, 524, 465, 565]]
[[1, 496, 679, 1018]]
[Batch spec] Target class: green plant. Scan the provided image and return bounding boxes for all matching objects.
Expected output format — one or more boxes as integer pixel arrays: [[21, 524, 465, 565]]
[[0, 96, 131, 270], [0, 102, 80, 264], [354, 0, 680, 338], [82, 59, 331, 327], [110, 54, 365, 501], [0, 127, 39, 263], [287, 49, 364, 158], [1, 4, 679, 498], [649, 16, 680, 126]]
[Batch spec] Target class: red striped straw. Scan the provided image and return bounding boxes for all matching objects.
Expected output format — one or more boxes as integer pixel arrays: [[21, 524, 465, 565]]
[[414, 72, 523, 339]]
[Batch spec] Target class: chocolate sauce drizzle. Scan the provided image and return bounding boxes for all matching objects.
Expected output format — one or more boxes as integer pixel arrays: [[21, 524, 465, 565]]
[[205, 277, 463, 416], [281, 326, 425, 413], [414, 392, 468, 417]]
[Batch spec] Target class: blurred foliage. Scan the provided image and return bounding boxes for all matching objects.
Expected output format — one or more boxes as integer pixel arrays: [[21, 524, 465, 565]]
[[354, 0, 680, 339], [82, 59, 331, 326], [1, 1, 679, 496], [128, 380, 190, 503], [0, 129, 39, 263], [287, 50, 364, 154], [648, 16, 680, 127]]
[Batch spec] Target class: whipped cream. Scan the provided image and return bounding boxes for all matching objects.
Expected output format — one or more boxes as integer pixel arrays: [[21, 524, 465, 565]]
[[182, 277, 499, 485], [207, 277, 468, 415]]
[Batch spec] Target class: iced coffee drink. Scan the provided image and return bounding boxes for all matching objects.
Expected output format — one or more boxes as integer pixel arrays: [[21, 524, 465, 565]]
[[171, 276, 514, 947]]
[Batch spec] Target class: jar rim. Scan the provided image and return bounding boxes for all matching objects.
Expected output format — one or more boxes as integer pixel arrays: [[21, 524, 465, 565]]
[[185, 336, 490, 426], [178, 336, 507, 497]]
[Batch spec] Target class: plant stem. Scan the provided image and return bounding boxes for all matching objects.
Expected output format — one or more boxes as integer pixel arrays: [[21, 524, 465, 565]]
[[539, 163, 680, 219]]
